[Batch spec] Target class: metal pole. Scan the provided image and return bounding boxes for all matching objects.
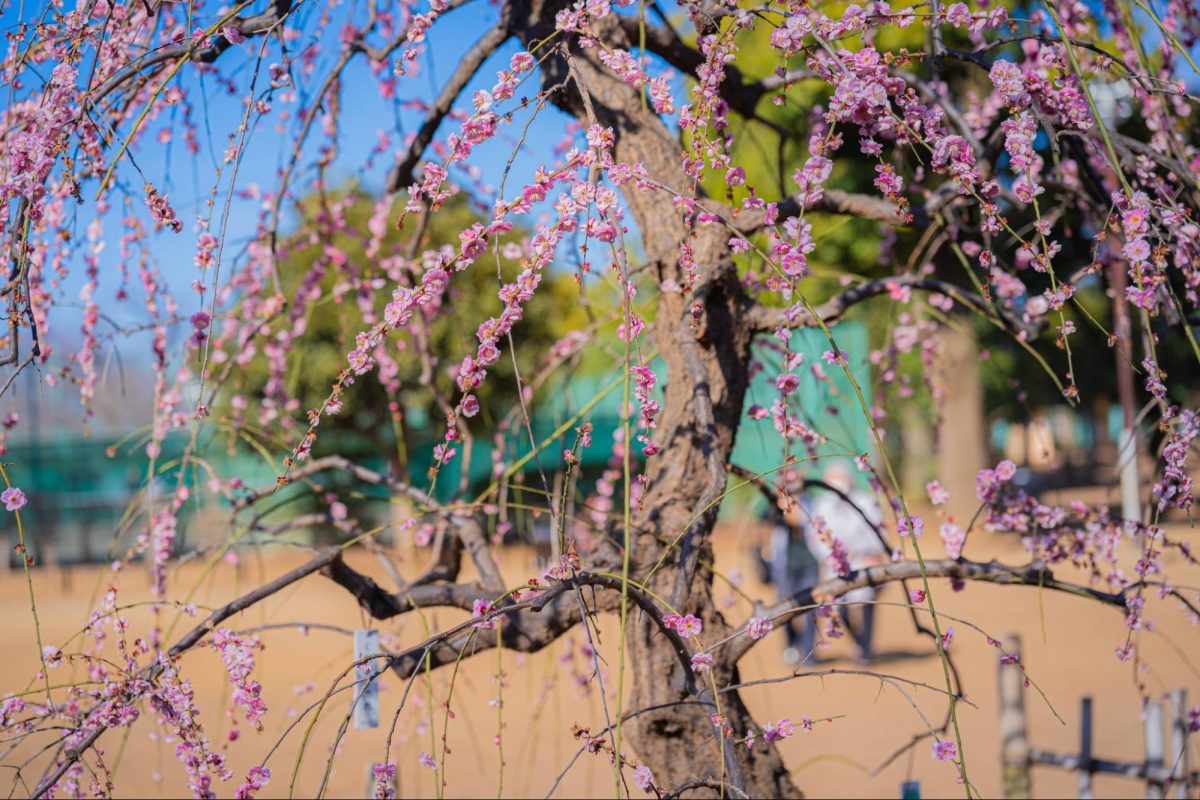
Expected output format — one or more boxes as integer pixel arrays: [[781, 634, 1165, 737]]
[[1147, 701, 1166, 800], [1170, 690, 1191, 800], [998, 634, 1033, 799], [1119, 427, 1142, 524], [1079, 697, 1094, 800]]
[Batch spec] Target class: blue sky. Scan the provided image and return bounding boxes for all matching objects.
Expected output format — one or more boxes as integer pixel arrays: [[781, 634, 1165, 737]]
[[4, 0, 601, 347], [4, 0, 1200, 390]]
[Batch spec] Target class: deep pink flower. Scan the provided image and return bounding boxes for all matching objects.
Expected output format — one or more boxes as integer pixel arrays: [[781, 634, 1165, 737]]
[[472, 598, 495, 629], [372, 763, 396, 799], [676, 614, 703, 637], [762, 717, 795, 744], [932, 740, 957, 761], [234, 766, 270, 799], [663, 613, 702, 637], [939, 626, 955, 651]]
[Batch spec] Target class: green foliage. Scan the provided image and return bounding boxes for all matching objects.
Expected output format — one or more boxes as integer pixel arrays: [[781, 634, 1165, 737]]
[[226, 188, 588, 463]]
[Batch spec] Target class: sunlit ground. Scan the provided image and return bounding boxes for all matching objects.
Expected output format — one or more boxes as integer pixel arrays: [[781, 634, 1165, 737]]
[[2, 518, 1196, 799]]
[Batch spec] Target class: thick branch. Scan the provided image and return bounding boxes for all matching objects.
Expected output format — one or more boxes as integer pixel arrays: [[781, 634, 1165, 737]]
[[320, 553, 482, 618], [721, 558, 1127, 666], [88, 0, 296, 105], [380, 572, 695, 681]]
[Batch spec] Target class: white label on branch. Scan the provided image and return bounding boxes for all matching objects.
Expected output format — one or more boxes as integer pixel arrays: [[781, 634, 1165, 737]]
[[353, 629, 381, 730]]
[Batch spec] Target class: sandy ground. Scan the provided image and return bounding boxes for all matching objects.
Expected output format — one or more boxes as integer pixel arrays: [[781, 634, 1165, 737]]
[[1, 520, 1197, 799]]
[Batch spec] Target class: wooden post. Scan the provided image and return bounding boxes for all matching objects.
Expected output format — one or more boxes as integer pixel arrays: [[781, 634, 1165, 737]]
[[998, 634, 1033, 799], [1146, 701, 1166, 800], [1169, 690, 1190, 800], [1079, 696, 1094, 800]]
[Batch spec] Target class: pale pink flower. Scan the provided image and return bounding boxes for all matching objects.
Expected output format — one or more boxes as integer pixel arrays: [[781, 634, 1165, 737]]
[[748, 616, 773, 640], [2, 487, 26, 511], [925, 480, 949, 506]]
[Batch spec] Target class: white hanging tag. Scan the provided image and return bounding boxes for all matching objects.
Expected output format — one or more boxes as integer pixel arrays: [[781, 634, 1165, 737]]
[[353, 629, 381, 729]]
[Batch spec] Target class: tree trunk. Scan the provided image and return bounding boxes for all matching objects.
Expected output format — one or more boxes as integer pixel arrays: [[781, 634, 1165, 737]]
[[936, 323, 987, 521], [512, 6, 801, 795]]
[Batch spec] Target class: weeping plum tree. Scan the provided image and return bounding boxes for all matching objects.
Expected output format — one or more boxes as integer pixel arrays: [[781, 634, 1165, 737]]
[[2, 0, 1200, 797]]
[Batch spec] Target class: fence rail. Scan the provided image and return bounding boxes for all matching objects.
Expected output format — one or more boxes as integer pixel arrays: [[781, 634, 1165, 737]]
[[998, 633, 1195, 799]]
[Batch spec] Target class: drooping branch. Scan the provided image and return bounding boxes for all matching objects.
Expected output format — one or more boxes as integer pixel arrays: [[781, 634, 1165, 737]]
[[32, 542, 508, 795], [744, 274, 1039, 339], [349, 0, 480, 62], [616, 18, 762, 119], [386, 22, 513, 192], [32, 546, 346, 798], [720, 557, 1129, 667], [726, 463, 892, 553], [90, 0, 478, 107], [87, 0, 298, 106]]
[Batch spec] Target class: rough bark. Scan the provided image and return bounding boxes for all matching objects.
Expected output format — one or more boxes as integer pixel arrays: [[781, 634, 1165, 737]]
[[509, 3, 799, 794]]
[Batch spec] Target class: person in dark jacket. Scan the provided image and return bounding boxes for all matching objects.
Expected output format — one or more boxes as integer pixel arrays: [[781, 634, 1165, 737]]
[[758, 495, 820, 665]]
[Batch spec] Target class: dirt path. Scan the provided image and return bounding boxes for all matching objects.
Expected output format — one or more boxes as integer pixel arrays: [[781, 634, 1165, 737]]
[[1, 522, 1196, 798]]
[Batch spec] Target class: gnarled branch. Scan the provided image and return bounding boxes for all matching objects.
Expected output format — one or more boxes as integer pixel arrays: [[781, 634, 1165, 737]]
[[384, 572, 695, 680], [238, 454, 507, 594], [320, 552, 482, 618], [720, 557, 1128, 666]]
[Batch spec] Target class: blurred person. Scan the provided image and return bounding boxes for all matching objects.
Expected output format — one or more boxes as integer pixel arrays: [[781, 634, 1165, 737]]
[[754, 491, 820, 666], [809, 462, 886, 663]]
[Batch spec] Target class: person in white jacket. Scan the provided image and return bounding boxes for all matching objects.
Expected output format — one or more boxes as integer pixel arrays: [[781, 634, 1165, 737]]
[[807, 462, 886, 663]]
